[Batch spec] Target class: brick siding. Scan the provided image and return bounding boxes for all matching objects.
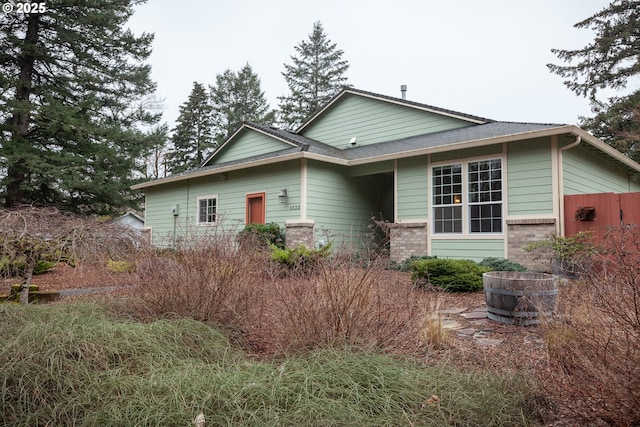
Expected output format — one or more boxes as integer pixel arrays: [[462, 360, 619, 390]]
[[285, 221, 315, 249], [389, 222, 428, 263], [506, 218, 556, 271]]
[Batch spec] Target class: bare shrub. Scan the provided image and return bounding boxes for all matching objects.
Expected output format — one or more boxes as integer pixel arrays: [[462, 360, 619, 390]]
[[537, 225, 640, 426], [128, 224, 267, 328], [0, 206, 140, 303], [257, 249, 430, 355]]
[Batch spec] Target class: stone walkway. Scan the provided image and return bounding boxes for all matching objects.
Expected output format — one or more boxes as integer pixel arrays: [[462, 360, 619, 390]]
[[440, 304, 545, 347]]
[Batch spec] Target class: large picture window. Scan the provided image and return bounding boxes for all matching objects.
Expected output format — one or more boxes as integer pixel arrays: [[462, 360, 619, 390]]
[[197, 196, 217, 225], [432, 159, 502, 234]]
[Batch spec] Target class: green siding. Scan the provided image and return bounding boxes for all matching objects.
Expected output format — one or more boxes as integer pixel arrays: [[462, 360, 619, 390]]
[[397, 156, 428, 220], [145, 161, 301, 245], [431, 144, 503, 163], [431, 239, 504, 261], [145, 182, 189, 246], [301, 94, 473, 149], [306, 160, 379, 245], [507, 138, 553, 215], [563, 145, 633, 194], [211, 129, 293, 164]]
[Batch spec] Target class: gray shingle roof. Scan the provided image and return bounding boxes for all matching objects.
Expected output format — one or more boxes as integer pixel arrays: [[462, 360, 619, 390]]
[[169, 121, 566, 178], [343, 122, 565, 161]]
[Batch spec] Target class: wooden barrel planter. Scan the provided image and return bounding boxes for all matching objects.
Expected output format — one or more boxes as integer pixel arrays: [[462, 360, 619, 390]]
[[483, 272, 558, 326]]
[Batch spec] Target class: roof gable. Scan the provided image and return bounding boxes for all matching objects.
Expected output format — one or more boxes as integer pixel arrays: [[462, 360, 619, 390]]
[[297, 88, 493, 149], [202, 124, 297, 167]]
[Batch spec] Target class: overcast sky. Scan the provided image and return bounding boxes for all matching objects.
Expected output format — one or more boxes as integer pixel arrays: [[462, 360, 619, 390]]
[[128, 0, 610, 130]]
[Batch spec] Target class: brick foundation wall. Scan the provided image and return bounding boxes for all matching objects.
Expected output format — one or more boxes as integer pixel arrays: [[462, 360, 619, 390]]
[[389, 222, 428, 263], [506, 218, 556, 271], [285, 221, 315, 249]]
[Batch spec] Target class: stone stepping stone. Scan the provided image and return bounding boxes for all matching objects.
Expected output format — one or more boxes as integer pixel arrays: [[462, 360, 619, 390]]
[[475, 337, 503, 346], [456, 328, 476, 336], [443, 320, 463, 330], [460, 311, 488, 319], [439, 307, 468, 315]]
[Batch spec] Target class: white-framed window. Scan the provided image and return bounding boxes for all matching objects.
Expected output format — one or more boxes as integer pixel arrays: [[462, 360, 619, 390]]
[[432, 158, 503, 234], [468, 159, 502, 233], [197, 195, 217, 225], [433, 163, 463, 233]]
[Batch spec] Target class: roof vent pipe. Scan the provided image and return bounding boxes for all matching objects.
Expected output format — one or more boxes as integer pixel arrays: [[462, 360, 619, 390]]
[[400, 85, 407, 100]]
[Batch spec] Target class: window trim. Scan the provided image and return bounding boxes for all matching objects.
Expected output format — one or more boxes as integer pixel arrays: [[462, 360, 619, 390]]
[[196, 195, 218, 226], [430, 156, 504, 236]]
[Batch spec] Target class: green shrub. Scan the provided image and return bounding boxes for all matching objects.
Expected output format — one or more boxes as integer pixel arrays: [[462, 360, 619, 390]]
[[0, 256, 25, 277], [391, 255, 437, 272], [238, 222, 285, 249], [270, 243, 332, 270], [34, 260, 57, 275], [479, 257, 527, 272], [0, 258, 56, 277], [411, 258, 489, 292], [106, 259, 135, 273]]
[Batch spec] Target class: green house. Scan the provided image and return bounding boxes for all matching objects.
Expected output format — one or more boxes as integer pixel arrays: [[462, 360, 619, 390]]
[[132, 88, 640, 267]]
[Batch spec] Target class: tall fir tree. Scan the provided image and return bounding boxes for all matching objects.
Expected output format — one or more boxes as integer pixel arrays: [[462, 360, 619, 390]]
[[166, 82, 214, 174], [278, 21, 350, 129], [210, 64, 274, 146], [0, 0, 160, 214], [548, 0, 640, 161]]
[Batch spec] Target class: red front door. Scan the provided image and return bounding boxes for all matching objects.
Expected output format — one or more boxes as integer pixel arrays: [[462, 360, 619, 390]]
[[246, 192, 265, 224]]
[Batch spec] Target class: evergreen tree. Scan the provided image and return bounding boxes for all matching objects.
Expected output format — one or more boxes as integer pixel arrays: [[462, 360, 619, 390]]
[[210, 64, 274, 146], [548, 1, 640, 160], [0, 0, 160, 214], [278, 21, 350, 129], [166, 82, 214, 174]]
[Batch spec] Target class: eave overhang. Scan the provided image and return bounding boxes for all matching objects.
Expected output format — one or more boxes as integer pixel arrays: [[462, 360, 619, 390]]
[[131, 125, 640, 191]]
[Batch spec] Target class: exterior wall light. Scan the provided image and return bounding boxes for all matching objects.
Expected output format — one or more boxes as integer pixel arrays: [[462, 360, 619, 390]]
[[278, 188, 288, 203]]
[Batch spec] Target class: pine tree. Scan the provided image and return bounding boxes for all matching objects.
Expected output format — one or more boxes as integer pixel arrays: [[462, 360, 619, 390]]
[[548, 1, 640, 160], [166, 82, 214, 174], [278, 21, 350, 129], [0, 0, 160, 214], [580, 91, 640, 163], [210, 64, 275, 146]]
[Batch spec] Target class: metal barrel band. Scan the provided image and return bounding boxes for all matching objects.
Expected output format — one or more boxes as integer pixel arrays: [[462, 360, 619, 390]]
[[484, 286, 558, 297], [486, 306, 548, 318]]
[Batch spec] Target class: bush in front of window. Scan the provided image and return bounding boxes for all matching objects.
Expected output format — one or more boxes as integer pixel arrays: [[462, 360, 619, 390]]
[[478, 257, 527, 272], [410, 258, 489, 292]]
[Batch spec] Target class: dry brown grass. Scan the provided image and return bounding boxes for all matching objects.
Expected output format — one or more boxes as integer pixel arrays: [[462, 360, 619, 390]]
[[419, 298, 451, 350], [536, 225, 640, 427]]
